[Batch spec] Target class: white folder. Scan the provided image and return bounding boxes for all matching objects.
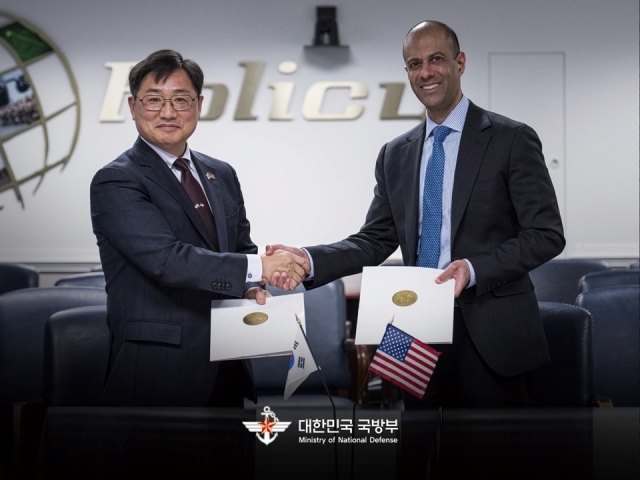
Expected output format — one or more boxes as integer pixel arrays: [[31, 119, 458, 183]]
[[356, 266, 454, 345], [210, 293, 305, 361]]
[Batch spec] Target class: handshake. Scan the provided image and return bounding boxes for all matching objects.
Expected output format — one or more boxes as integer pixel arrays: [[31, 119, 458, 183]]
[[259, 244, 310, 291]]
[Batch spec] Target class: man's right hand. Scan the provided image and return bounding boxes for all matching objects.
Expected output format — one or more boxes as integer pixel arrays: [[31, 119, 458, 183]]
[[264, 244, 311, 290], [260, 249, 309, 290]]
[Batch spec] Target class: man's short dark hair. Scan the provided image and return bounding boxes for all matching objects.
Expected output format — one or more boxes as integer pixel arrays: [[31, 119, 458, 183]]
[[129, 49, 204, 97], [404, 20, 461, 58]]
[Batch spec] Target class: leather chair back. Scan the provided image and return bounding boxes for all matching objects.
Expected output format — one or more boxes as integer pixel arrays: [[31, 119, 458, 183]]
[[0, 263, 38, 294], [55, 272, 106, 289], [43, 305, 109, 406], [530, 259, 608, 304], [579, 270, 640, 294], [577, 285, 639, 406], [251, 280, 350, 404], [530, 302, 594, 406], [0, 287, 107, 409]]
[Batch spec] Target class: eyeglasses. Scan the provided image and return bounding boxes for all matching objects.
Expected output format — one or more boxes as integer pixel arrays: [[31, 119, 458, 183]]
[[136, 94, 196, 111]]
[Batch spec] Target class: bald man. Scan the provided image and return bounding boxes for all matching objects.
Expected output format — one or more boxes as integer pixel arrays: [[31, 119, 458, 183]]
[[267, 21, 564, 408]]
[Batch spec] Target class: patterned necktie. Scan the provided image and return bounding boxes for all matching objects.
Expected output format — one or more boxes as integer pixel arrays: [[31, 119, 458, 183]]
[[173, 157, 219, 251], [417, 125, 451, 268]]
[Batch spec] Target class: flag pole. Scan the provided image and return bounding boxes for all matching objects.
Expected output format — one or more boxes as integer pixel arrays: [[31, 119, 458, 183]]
[[353, 315, 394, 419], [351, 316, 393, 479], [294, 314, 336, 416], [295, 314, 338, 480], [350, 369, 370, 480]]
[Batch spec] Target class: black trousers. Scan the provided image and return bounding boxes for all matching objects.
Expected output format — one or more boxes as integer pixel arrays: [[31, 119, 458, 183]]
[[207, 360, 249, 408], [403, 308, 533, 409]]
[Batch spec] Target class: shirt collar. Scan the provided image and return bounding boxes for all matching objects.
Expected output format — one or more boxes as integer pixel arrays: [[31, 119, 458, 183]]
[[140, 136, 192, 169], [425, 95, 469, 139]]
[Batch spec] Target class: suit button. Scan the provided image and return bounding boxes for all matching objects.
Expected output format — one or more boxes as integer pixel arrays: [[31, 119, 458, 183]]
[[212, 283, 218, 290], [226, 284, 231, 291]]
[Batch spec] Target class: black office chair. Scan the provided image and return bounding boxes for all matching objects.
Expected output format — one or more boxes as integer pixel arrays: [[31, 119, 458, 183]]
[[530, 258, 609, 304], [578, 269, 640, 294], [0, 287, 107, 410], [0, 263, 38, 295], [43, 305, 110, 406], [250, 280, 353, 407], [530, 302, 596, 407], [0, 287, 107, 477], [629, 259, 639, 269], [54, 272, 106, 289], [577, 286, 639, 407]]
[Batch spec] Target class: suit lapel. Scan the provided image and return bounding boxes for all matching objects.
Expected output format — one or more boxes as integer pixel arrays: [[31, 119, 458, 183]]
[[131, 138, 218, 251], [399, 123, 426, 265], [450, 102, 492, 243], [192, 153, 228, 252]]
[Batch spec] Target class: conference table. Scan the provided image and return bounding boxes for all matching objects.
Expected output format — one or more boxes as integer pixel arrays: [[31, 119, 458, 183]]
[[38, 405, 638, 479]]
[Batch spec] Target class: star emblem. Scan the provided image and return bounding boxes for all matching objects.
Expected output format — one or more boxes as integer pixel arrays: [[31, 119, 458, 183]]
[[258, 417, 276, 435]]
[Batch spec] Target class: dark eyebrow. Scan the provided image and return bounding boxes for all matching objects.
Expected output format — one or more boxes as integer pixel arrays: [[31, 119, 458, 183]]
[[405, 50, 448, 64], [142, 87, 193, 95], [428, 51, 448, 59]]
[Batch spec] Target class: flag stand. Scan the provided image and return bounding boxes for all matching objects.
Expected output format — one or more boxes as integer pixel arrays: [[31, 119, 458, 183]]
[[294, 314, 338, 480], [350, 369, 371, 480]]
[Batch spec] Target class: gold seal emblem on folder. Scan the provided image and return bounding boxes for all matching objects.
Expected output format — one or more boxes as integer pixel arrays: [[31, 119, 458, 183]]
[[392, 290, 418, 307], [243, 312, 269, 326]]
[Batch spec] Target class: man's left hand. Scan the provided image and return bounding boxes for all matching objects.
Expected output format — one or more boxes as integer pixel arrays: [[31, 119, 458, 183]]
[[436, 260, 470, 298], [243, 287, 271, 305]]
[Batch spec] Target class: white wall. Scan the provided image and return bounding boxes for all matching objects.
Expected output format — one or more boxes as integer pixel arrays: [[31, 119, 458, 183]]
[[0, 0, 637, 263]]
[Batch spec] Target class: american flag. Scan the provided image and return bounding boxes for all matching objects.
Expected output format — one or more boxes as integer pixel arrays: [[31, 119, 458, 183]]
[[369, 324, 440, 399]]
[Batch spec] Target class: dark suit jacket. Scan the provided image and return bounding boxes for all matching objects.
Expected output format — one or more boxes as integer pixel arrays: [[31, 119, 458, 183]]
[[90, 137, 257, 406], [306, 101, 565, 377]]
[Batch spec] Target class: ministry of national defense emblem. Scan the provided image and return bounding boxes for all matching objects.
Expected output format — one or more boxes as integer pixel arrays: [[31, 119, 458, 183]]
[[243, 406, 291, 446]]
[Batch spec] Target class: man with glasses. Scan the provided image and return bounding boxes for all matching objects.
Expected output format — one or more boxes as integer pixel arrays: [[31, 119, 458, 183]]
[[90, 49, 308, 407]]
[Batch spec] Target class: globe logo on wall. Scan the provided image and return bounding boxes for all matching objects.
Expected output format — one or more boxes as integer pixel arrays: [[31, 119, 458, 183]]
[[0, 12, 80, 208]]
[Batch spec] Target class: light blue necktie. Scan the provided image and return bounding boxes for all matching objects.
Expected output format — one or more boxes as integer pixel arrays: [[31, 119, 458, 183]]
[[417, 125, 451, 268]]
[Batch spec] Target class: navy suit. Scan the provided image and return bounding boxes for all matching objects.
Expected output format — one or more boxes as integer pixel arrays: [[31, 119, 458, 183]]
[[305, 102, 565, 387], [90, 137, 257, 406]]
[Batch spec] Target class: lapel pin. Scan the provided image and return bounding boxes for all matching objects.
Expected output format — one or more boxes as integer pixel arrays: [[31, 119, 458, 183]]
[[206, 172, 216, 180]]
